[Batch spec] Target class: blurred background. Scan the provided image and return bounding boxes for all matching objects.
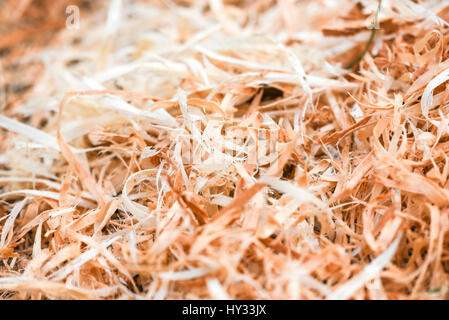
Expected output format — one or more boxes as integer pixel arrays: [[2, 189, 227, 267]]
[[0, 0, 96, 111]]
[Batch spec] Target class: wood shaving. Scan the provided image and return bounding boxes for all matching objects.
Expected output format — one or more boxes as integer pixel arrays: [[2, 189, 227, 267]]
[[1, 0, 449, 300]]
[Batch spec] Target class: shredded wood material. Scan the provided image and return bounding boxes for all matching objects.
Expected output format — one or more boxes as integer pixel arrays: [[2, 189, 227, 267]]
[[1, 0, 449, 300]]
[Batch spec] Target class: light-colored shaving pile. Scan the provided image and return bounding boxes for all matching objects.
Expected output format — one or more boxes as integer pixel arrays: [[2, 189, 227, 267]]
[[1, 0, 449, 300]]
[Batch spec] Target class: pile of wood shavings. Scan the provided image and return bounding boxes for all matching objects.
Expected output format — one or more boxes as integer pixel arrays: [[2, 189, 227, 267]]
[[1, 0, 449, 299]]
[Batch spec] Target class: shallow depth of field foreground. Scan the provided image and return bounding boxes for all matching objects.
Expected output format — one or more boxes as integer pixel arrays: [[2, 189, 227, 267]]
[[1, 0, 449, 300]]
